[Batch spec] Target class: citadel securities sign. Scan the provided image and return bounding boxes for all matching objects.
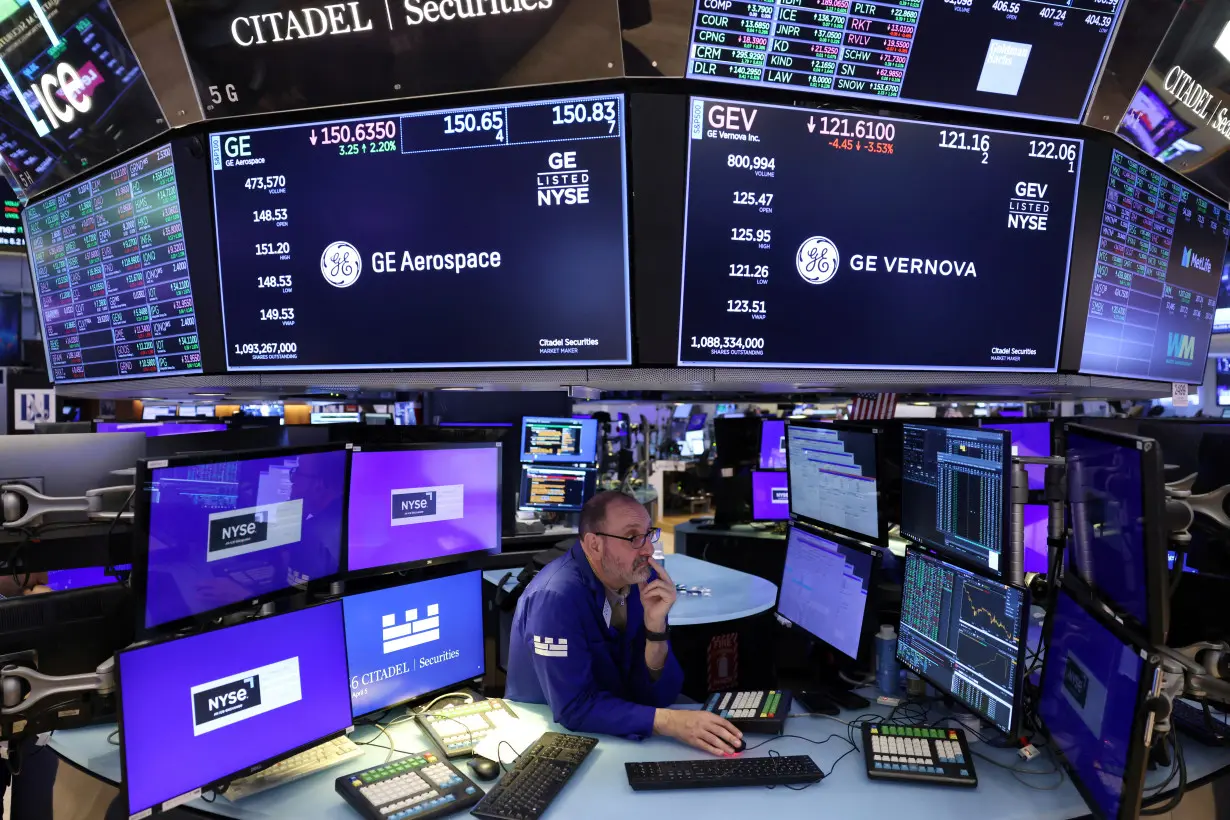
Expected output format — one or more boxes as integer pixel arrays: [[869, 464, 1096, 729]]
[[168, 0, 622, 117]]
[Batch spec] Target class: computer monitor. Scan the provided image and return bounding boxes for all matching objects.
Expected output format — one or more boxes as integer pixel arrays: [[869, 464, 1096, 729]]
[[684, 429, 707, 456], [786, 421, 887, 548], [713, 417, 763, 468], [897, 548, 1029, 736], [95, 421, 228, 437], [900, 424, 1014, 582], [47, 565, 130, 592], [687, 412, 707, 432], [312, 412, 361, 425], [760, 420, 786, 470], [343, 571, 484, 718], [778, 526, 878, 661], [518, 465, 597, 513], [751, 471, 789, 521], [983, 420, 1053, 575], [346, 443, 501, 576], [519, 416, 599, 464], [134, 445, 348, 632], [1064, 424, 1169, 644], [118, 602, 353, 818], [1038, 588, 1161, 820]]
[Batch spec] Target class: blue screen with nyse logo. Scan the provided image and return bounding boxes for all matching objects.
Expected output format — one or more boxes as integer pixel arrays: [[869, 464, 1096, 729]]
[[677, 97, 1081, 371], [208, 93, 630, 371]]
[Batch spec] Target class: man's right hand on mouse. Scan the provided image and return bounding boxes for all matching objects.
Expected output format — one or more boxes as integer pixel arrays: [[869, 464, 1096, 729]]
[[653, 709, 743, 756]]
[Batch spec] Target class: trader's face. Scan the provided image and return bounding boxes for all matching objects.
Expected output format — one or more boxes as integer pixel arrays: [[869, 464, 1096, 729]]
[[597, 500, 655, 587]]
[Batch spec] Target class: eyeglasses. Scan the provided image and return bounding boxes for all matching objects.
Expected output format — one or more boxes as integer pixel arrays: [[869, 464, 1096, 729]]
[[594, 528, 661, 549]]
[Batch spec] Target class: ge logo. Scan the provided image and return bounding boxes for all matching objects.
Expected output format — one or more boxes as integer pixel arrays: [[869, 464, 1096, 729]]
[[320, 241, 362, 288], [796, 236, 839, 285]]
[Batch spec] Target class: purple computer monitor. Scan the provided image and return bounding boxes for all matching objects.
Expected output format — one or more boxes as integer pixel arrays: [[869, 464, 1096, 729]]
[[96, 421, 227, 437], [137, 446, 348, 631], [983, 421, 1051, 490], [347, 443, 501, 575], [47, 565, 130, 592], [751, 470, 789, 521], [118, 602, 352, 818], [760, 420, 787, 469]]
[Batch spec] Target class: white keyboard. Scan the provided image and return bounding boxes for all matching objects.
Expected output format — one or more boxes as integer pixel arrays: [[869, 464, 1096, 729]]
[[225, 735, 364, 801], [420, 698, 521, 757]]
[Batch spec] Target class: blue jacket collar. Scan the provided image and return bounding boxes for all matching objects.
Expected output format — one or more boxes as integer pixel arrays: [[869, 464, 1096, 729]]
[[569, 540, 639, 616]]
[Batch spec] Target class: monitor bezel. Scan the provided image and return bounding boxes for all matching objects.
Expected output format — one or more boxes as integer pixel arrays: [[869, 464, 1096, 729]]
[[345, 442, 503, 580], [786, 419, 889, 549], [342, 570, 486, 721], [131, 442, 352, 637], [115, 600, 354, 818], [1061, 423, 1170, 645], [897, 546, 1031, 737], [777, 522, 883, 663], [1037, 586, 1162, 820], [518, 416, 600, 465], [517, 463, 596, 513], [899, 422, 1015, 582]]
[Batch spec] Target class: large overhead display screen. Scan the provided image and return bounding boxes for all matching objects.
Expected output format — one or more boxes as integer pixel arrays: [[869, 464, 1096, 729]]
[[684, 0, 1127, 122], [210, 93, 631, 371], [170, 0, 622, 118], [0, 0, 167, 199], [1073, 150, 1228, 382], [678, 97, 1081, 370], [26, 143, 203, 383]]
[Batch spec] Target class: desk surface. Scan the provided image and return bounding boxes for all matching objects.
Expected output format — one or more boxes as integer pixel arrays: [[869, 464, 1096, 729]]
[[51, 699, 1229, 820], [483, 553, 779, 626]]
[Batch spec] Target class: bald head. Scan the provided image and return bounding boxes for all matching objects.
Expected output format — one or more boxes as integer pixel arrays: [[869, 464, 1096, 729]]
[[579, 490, 645, 537]]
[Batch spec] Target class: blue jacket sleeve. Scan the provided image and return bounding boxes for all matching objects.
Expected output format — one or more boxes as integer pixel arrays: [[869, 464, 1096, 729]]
[[523, 589, 658, 739], [629, 632, 684, 708]]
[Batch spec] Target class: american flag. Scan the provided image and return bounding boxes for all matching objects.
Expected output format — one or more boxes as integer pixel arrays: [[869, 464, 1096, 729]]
[[850, 393, 897, 420]]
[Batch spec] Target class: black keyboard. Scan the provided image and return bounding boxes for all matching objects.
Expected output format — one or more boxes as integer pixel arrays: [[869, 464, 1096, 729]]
[[469, 731, 597, 820], [624, 755, 824, 791], [1173, 700, 1230, 746], [862, 724, 977, 787]]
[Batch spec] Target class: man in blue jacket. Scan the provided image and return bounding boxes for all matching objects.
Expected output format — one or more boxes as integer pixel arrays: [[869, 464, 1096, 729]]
[[507, 491, 743, 756]]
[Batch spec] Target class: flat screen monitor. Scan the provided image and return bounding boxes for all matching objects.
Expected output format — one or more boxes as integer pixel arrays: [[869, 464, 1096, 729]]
[[520, 416, 599, 464], [1216, 263, 1230, 334], [0, 178, 24, 252], [1070, 150, 1228, 382], [751, 470, 789, 521], [1218, 358, 1230, 407], [209, 93, 631, 372], [900, 424, 1014, 582], [347, 444, 501, 575], [684, 429, 707, 456], [778, 526, 877, 660], [118, 602, 352, 818], [343, 571, 484, 718], [678, 98, 1080, 371], [786, 421, 885, 547], [0, 291, 18, 365], [1064, 424, 1168, 643], [983, 420, 1052, 575], [1038, 589, 1160, 820], [687, 412, 708, 432], [96, 421, 228, 437], [684, 0, 1125, 123], [518, 465, 596, 512], [898, 548, 1028, 736], [135, 445, 348, 632], [48, 564, 129, 592], [714, 417, 762, 468], [312, 412, 361, 425], [760, 419, 786, 470], [25, 142, 211, 383]]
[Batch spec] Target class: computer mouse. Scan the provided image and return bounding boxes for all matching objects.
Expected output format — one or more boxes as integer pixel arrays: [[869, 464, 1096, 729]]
[[730, 737, 746, 754], [468, 756, 501, 781]]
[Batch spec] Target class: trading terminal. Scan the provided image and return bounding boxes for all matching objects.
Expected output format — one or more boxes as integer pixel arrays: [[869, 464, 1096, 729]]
[[0, 1, 1228, 818]]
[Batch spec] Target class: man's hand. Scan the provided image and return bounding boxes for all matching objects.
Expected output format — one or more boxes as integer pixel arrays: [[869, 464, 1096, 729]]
[[653, 709, 743, 756], [639, 557, 677, 632]]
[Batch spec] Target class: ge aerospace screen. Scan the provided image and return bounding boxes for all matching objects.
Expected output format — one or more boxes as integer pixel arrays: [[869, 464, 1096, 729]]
[[684, 0, 1126, 122], [678, 97, 1080, 371], [209, 93, 630, 371]]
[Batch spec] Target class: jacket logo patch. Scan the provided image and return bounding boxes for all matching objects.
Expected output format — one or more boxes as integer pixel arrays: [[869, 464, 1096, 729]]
[[533, 636, 568, 658]]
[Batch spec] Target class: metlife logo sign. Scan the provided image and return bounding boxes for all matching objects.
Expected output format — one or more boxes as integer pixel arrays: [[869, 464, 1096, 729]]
[[168, 0, 621, 118], [189, 657, 303, 736], [390, 485, 464, 527], [206, 500, 304, 562]]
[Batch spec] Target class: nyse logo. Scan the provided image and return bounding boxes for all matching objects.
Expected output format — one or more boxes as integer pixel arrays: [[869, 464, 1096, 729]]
[[209, 511, 268, 552], [206, 500, 304, 562], [189, 657, 302, 736], [389, 484, 464, 527], [382, 604, 440, 654], [1168, 332, 1196, 361], [771, 487, 789, 504], [1181, 247, 1213, 273], [1062, 657, 1089, 708]]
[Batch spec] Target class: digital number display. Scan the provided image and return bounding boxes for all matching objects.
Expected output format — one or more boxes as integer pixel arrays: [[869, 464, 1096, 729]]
[[685, 0, 1126, 122], [1077, 150, 1229, 382], [209, 94, 630, 371], [26, 143, 203, 383], [678, 97, 1081, 370]]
